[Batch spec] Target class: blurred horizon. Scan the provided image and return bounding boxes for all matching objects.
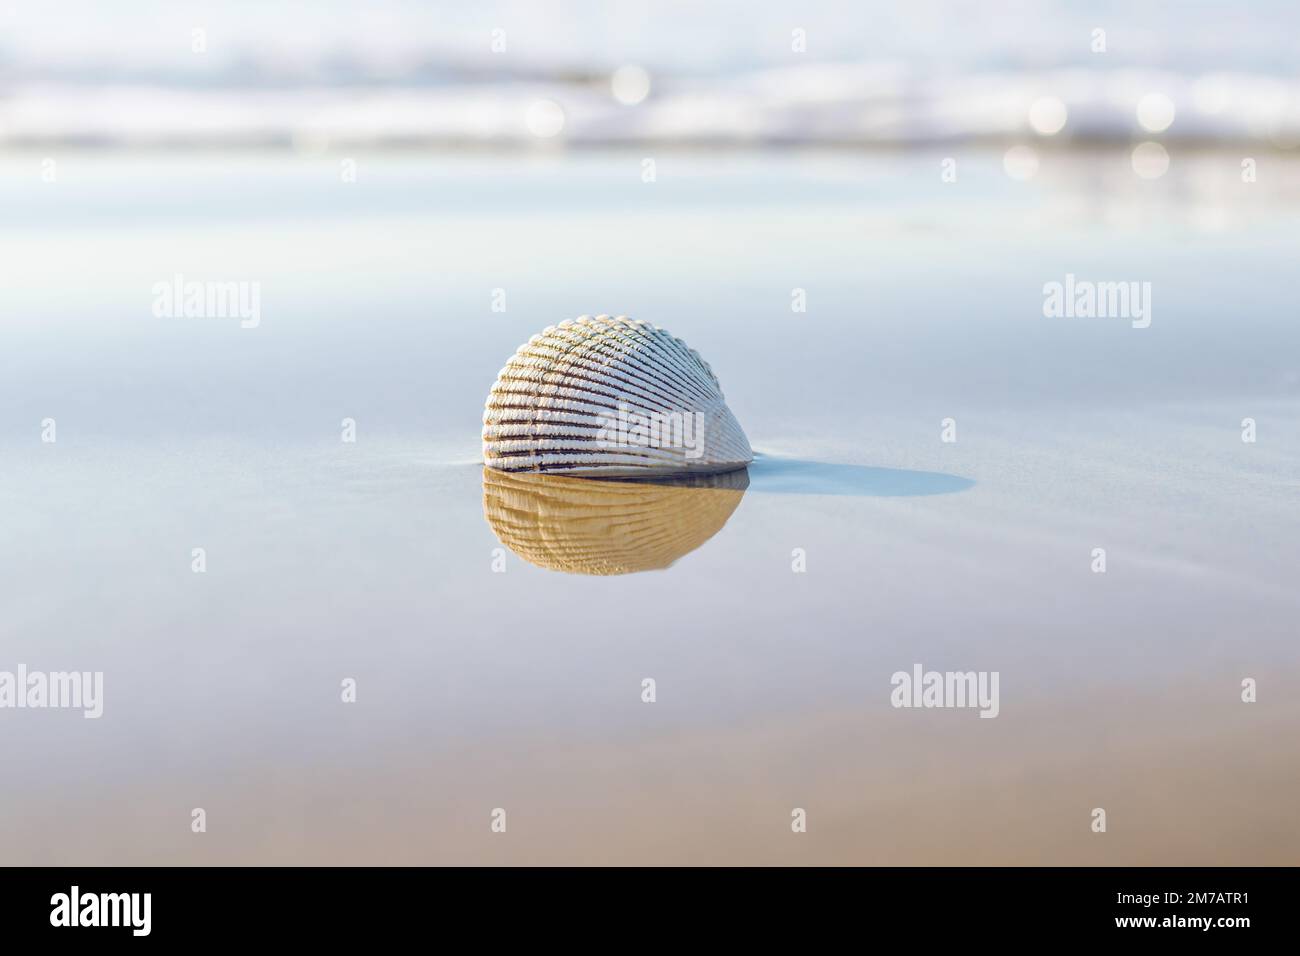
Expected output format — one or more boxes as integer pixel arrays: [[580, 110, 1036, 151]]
[[3, 0, 1299, 148]]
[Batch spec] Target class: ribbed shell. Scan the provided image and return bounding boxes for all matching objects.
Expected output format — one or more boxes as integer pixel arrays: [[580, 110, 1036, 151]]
[[483, 314, 753, 477], [483, 467, 748, 575]]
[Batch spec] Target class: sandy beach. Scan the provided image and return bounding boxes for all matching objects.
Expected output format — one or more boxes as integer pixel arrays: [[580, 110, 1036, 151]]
[[2, 147, 1297, 863]]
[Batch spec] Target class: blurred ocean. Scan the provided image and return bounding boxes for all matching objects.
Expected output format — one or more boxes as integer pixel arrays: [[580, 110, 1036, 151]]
[[3, 0, 1300, 146]]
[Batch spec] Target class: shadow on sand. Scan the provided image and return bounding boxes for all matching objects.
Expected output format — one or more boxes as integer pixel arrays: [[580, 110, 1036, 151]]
[[747, 454, 974, 497]]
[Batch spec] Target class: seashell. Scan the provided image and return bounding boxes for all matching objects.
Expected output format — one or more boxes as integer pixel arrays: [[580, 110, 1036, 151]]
[[483, 467, 748, 575], [482, 314, 753, 477]]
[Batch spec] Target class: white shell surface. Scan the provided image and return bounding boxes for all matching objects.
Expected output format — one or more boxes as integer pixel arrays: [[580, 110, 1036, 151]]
[[483, 314, 753, 477]]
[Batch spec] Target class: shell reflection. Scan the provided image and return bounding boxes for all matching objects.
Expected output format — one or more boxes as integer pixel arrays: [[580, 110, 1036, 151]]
[[482, 467, 748, 575]]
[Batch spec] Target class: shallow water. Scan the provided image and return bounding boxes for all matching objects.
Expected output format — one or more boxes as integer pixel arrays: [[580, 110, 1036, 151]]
[[1, 149, 1297, 863]]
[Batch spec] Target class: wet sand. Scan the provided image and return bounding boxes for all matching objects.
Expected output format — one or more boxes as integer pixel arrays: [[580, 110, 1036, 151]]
[[2, 150, 1297, 865], [9, 674, 1298, 865]]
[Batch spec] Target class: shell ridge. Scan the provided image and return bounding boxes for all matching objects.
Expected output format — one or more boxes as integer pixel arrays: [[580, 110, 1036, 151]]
[[519, 329, 718, 412], [510, 351, 697, 415], [584, 328, 718, 405], [484, 315, 752, 477]]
